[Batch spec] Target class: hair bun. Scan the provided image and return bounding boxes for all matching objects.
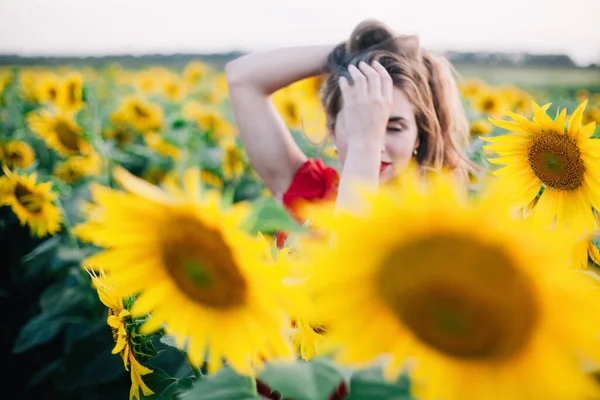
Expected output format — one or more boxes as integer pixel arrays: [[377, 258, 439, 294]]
[[347, 18, 396, 54]]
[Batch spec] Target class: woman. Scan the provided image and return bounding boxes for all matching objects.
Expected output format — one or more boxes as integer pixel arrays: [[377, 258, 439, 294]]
[[226, 18, 475, 399], [227, 18, 473, 223]]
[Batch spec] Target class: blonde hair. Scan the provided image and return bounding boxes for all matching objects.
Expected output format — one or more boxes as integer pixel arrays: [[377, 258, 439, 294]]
[[318, 18, 477, 181]]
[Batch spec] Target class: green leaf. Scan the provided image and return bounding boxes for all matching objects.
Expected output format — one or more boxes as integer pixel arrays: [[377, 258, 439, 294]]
[[25, 359, 62, 390], [56, 326, 126, 388], [181, 367, 259, 400], [12, 313, 64, 354], [240, 197, 306, 236], [159, 335, 183, 351], [40, 283, 86, 316], [142, 367, 195, 400], [20, 236, 61, 274], [258, 357, 344, 400], [346, 365, 412, 400]]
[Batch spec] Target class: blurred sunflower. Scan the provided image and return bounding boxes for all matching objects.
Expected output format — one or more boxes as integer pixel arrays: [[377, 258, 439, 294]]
[[577, 89, 590, 103], [200, 170, 222, 189], [303, 166, 600, 400], [483, 100, 600, 235], [583, 106, 600, 125], [183, 60, 211, 85], [53, 152, 101, 184], [0, 165, 61, 237], [272, 90, 302, 129], [222, 145, 244, 180], [183, 102, 236, 137], [85, 268, 155, 400], [115, 96, 164, 132], [28, 110, 92, 157], [469, 120, 493, 137], [35, 73, 61, 105], [0, 140, 35, 169], [58, 72, 84, 112], [144, 133, 180, 159], [75, 167, 295, 376], [19, 70, 39, 102], [459, 78, 487, 100], [204, 73, 229, 104], [162, 73, 186, 102], [473, 89, 508, 116]]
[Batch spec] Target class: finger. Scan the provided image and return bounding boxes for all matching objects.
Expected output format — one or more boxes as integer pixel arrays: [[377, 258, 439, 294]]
[[338, 75, 354, 106], [358, 61, 382, 99], [347, 64, 367, 99], [371, 60, 393, 102]]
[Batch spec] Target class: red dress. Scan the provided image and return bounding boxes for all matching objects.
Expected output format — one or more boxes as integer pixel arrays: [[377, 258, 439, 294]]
[[258, 158, 348, 400], [276, 158, 340, 248]]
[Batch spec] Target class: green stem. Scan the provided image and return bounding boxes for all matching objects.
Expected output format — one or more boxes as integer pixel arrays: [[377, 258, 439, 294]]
[[55, 197, 79, 249]]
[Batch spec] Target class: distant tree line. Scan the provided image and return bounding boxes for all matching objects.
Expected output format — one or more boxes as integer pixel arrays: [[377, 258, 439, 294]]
[[0, 51, 597, 69]]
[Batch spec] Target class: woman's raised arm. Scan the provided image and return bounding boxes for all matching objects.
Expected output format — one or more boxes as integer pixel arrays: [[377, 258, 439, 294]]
[[225, 44, 336, 200]]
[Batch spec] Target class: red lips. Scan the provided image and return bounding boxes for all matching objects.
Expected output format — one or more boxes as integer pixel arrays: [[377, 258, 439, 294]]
[[380, 162, 391, 173]]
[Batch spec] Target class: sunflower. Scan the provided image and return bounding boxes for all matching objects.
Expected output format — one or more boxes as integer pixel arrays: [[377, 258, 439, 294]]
[[482, 100, 600, 236], [473, 90, 508, 116], [28, 110, 91, 157], [85, 268, 155, 400], [144, 132, 180, 159], [115, 96, 164, 132], [584, 106, 600, 125], [203, 73, 229, 104], [183, 102, 236, 137], [222, 145, 244, 180], [183, 60, 211, 85], [162, 73, 186, 102], [0, 165, 62, 237], [53, 152, 101, 184], [459, 78, 488, 100], [35, 73, 61, 105], [272, 90, 302, 129], [301, 167, 600, 400], [200, 170, 222, 189], [58, 73, 84, 112], [0, 140, 35, 169], [74, 167, 295, 376], [469, 120, 493, 137]]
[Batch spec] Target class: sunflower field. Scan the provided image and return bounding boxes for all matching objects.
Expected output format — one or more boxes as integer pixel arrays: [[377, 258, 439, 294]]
[[2, 59, 600, 400]]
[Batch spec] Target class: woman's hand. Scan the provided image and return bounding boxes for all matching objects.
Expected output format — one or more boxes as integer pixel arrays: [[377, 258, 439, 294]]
[[333, 60, 394, 213], [337, 60, 394, 151]]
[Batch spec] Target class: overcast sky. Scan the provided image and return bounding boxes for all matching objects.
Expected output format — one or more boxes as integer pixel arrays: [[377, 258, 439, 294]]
[[1, 0, 599, 65]]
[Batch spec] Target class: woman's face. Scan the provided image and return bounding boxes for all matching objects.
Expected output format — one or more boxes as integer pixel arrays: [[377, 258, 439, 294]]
[[332, 86, 420, 183]]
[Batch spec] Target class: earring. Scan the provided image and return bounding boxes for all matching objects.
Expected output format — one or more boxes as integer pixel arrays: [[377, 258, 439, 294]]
[[333, 145, 338, 154], [413, 149, 418, 156]]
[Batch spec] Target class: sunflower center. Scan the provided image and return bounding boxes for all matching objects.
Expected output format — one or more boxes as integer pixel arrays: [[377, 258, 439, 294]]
[[160, 213, 247, 309], [67, 82, 78, 105], [483, 99, 496, 112], [14, 182, 44, 213], [54, 120, 81, 151], [527, 130, 585, 190], [6, 150, 23, 163], [49, 87, 58, 101], [377, 234, 539, 361], [133, 104, 150, 119]]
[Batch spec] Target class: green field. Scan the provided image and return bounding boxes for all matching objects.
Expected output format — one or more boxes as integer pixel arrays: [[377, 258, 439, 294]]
[[455, 64, 600, 98]]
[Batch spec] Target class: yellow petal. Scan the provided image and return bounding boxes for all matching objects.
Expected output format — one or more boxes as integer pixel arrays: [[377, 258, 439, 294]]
[[107, 315, 122, 329], [112, 333, 127, 354], [532, 102, 554, 127], [567, 100, 588, 135], [487, 118, 530, 135], [555, 108, 568, 131]]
